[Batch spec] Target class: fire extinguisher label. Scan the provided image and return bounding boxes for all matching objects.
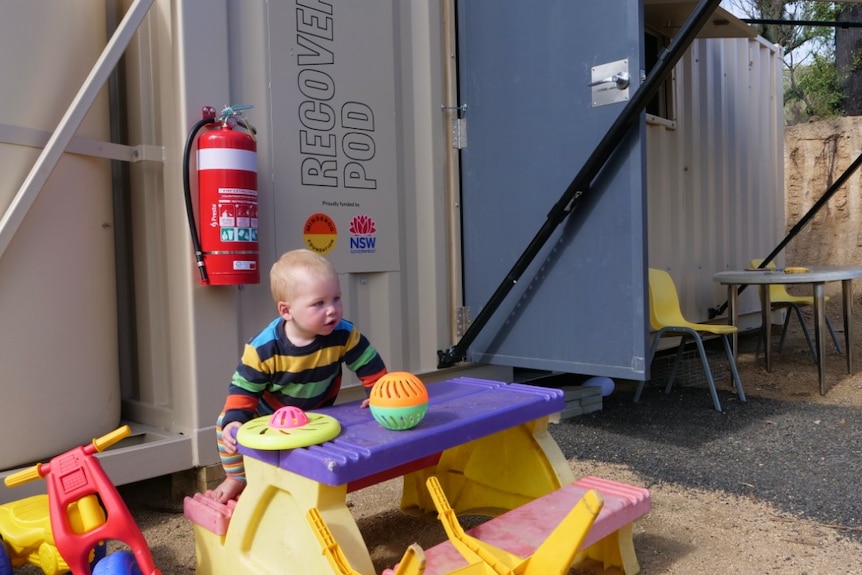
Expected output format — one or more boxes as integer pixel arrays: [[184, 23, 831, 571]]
[[214, 187, 258, 243], [198, 148, 258, 172]]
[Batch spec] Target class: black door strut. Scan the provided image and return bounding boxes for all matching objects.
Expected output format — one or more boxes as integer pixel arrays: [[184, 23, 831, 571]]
[[437, 0, 724, 369]]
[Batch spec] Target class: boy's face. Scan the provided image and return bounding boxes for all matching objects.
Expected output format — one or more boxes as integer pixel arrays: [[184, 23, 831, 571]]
[[278, 269, 343, 344]]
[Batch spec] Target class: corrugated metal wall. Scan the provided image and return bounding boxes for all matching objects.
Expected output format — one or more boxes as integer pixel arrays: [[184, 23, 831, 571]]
[[647, 36, 784, 325], [0, 0, 120, 469]]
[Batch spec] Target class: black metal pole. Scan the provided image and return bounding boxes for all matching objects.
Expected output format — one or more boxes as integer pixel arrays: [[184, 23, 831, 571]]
[[741, 18, 862, 29], [437, 0, 724, 368]]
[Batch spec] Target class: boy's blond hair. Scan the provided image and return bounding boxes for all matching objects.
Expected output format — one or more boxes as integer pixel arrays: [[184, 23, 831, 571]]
[[270, 249, 338, 304]]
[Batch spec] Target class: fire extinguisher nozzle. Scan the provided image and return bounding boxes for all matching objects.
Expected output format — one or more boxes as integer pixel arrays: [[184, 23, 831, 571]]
[[194, 257, 209, 283]]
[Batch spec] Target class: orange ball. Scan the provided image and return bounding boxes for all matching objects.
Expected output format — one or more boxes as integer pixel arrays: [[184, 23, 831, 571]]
[[369, 372, 429, 430], [369, 372, 429, 408]]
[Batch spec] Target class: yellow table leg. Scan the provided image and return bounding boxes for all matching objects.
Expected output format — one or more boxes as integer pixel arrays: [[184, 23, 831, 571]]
[[401, 417, 573, 517], [193, 457, 374, 575], [574, 523, 641, 575]]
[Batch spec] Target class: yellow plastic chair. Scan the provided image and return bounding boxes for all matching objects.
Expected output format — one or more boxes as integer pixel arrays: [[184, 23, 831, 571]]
[[635, 268, 746, 411], [749, 258, 842, 362]]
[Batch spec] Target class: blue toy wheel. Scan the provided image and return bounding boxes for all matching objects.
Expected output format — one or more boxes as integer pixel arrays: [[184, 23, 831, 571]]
[[92, 551, 143, 575], [0, 540, 12, 575], [60, 523, 108, 574], [91, 541, 108, 567]]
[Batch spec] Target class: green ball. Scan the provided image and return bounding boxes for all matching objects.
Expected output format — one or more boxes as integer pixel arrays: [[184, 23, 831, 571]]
[[369, 403, 428, 430]]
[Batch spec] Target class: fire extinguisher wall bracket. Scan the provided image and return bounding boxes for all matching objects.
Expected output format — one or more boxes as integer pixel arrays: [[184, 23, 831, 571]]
[[183, 107, 260, 286]]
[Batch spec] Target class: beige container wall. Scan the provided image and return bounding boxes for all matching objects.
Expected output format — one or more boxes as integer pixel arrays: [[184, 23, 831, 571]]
[[647, 36, 785, 328], [123, 0, 509, 470], [120, 0, 252, 465], [0, 1, 119, 468]]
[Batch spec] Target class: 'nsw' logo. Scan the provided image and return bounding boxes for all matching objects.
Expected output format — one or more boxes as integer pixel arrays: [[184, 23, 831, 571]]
[[349, 215, 377, 252]]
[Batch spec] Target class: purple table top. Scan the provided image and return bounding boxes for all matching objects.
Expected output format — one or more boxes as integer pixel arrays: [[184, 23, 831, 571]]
[[238, 376, 565, 486]]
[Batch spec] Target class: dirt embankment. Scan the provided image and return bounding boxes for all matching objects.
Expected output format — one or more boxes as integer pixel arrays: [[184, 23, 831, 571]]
[[784, 117, 862, 276]]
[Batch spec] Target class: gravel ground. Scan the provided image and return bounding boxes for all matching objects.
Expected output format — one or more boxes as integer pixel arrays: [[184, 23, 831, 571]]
[[554, 381, 862, 541]]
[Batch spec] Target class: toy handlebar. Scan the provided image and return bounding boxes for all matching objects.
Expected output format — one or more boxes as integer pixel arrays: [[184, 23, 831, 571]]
[[4, 465, 42, 487], [92, 425, 132, 453], [3, 425, 132, 488]]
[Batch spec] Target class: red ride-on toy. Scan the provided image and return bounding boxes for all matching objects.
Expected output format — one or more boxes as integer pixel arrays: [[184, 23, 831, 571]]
[[1, 426, 160, 575]]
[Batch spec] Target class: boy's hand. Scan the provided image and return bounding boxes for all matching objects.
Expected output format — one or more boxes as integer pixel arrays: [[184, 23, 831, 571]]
[[222, 421, 242, 454], [360, 398, 370, 409]]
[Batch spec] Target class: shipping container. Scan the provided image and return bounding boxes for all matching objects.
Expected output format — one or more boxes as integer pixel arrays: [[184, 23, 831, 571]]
[[0, 0, 781, 498]]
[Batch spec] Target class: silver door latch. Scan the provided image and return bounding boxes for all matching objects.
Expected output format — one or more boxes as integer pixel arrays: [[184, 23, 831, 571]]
[[588, 72, 630, 90], [590, 59, 631, 107]]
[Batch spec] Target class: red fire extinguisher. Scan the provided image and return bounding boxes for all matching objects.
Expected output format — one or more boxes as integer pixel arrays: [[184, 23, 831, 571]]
[[183, 105, 259, 285]]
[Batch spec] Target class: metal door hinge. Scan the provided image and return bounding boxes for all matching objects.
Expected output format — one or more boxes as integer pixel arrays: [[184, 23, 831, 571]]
[[451, 117, 467, 149], [442, 104, 468, 149], [456, 306, 472, 337]]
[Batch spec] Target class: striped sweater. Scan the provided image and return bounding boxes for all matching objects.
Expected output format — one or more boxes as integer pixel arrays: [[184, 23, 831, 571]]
[[221, 317, 386, 428]]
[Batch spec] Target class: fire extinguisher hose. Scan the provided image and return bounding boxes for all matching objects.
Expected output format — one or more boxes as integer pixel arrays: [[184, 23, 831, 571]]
[[183, 116, 216, 283]]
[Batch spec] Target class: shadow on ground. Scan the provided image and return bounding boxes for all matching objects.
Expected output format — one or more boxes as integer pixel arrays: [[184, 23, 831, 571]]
[[551, 381, 862, 541]]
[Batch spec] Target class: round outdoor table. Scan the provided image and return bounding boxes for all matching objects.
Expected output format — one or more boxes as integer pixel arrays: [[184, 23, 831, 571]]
[[713, 266, 862, 395]]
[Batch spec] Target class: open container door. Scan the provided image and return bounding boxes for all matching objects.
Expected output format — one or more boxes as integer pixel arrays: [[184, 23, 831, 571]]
[[456, 0, 648, 379]]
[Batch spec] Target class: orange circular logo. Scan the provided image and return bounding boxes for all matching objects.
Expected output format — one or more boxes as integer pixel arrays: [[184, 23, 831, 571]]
[[303, 213, 337, 254]]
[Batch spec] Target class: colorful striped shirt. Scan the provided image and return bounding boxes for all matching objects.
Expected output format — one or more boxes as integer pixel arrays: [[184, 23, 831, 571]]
[[221, 317, 386, 428]]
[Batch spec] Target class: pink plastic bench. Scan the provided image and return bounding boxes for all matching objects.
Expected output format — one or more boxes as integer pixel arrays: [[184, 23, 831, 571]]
[[183, 492, 237, 536], [419, 476, 651, 575]]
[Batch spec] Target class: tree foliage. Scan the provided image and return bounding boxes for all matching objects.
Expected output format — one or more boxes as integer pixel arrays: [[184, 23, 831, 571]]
[[835, 4, 862, 115], [723, 1, 844, 124]]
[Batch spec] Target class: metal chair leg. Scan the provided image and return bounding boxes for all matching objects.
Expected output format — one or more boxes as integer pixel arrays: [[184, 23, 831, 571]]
[[664, 334, 690, 394], [826, 313, 842, 355], [755, 308, 800, 360], [721, 334, 746, 402], [757, 303, 841, 364], [777, 304, 816, 362], [777, 305, 842, 360], [689, 333, 722, 412], [639, 328, 729, 411]]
